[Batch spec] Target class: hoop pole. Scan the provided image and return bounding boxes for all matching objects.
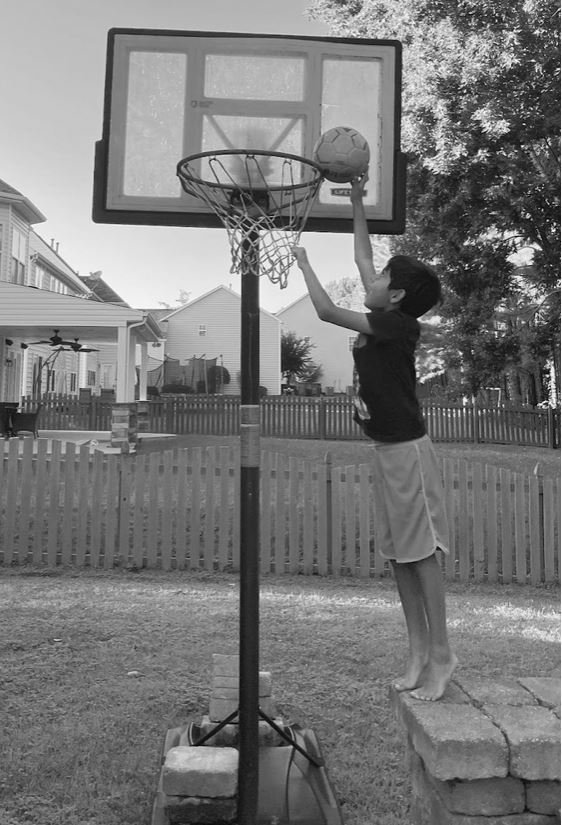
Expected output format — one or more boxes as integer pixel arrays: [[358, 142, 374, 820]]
[[238, 232, 260, 825]]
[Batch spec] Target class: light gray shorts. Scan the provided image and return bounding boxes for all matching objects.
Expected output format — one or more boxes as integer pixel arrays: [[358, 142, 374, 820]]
[[372, 435, 449, 564]]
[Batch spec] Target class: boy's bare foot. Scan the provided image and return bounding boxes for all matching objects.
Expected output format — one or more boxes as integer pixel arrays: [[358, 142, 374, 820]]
[[410, 654, 458, 701], [393, 656, 428, 692]]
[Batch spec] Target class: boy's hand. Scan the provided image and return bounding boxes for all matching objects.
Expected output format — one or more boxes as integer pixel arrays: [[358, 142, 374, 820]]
[[291, 246, 309, 268], [350, 170, 369, 203]]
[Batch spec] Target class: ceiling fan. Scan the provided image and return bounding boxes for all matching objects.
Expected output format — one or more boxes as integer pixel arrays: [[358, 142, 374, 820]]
[[27, 330, 99, 352], [28, 329, 75, 347], [67, 338, 99, 353]]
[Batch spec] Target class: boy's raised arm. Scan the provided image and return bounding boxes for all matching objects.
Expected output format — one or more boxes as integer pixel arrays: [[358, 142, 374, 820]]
[[291, 246, 372, 335], [351, 174, 377, 292]]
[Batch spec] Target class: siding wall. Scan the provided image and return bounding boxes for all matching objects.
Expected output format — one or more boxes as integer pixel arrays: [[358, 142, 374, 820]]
[[278, 294, 355, 392], [163, 287, 281, 395]]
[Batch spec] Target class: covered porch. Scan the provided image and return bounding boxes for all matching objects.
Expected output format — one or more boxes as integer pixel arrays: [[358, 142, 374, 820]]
[[0, 281, 163, 406]]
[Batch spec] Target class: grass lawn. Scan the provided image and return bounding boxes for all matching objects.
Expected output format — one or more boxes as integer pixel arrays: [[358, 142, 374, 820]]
[[138, 434, 561, 479], [0, 569, 559, 825]]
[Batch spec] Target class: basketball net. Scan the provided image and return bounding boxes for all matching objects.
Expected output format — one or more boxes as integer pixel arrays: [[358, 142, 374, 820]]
[[177, 150, 323, 288]]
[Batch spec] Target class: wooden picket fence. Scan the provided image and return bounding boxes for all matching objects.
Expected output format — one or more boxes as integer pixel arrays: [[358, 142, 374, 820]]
[[20, 394, 561, 448], [1, 440, 559, 583]]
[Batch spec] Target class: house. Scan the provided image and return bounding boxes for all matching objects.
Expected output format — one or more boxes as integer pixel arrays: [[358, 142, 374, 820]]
[[0, 179, 162, 403], [276, 293, 356, 394], [144, 285, 281, 396]]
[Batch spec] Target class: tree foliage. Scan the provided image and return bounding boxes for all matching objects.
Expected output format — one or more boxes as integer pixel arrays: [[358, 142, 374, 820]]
[[308, 0, 560, 401], [281, 331, 322, 384]]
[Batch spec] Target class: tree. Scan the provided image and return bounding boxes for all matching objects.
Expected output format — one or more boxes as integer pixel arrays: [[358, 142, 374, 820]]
[[308, 0, 560, 401], [281, 331, 322, 385]]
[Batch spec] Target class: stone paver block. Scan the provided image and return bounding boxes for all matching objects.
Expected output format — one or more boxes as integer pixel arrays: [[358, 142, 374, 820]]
[[209, 695, 275, 722], [211, 672, 272, 698], [212, 654, 238, 676], [193, 715, 286, 748], [164, 794, 237, 824], [519, 678, 561, 711], [525, 780, 562, 815], [389, 681, 469, 718], [162, 746, 238, 798], [408, 745, 525, 816], [412, 780, 557, 825], [397, 694, 509, 780], [456, 676, 539, 708], [483, 705, 560, 781]]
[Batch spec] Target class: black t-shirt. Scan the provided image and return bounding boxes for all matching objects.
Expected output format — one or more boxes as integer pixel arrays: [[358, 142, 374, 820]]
[[352, 309, 426, 443]]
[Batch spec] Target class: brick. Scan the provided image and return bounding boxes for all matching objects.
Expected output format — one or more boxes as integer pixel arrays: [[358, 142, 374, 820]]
[[456, 676, 538, 708], [396, 692, 509, 780], [164, 795, 237, 824], [162, 746, 238, 798], [483, 705, 560, 780], [408, 746, 525, 816], [519, 678, 561, 711], [525, 780, 562, 815]]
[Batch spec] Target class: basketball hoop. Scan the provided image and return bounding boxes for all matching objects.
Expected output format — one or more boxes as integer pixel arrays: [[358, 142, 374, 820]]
[[177, 150, 323, 288]]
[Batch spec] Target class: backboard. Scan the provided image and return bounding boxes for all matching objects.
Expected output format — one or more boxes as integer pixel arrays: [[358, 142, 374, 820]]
[[93, 29, 405, 233]]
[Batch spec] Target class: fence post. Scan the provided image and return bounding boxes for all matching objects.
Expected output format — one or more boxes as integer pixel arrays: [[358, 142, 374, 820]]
[[547, 407, 556, 449], [318, 396, 326, 440], [472, 403, 479, 444], [324, 451, 333, 572]]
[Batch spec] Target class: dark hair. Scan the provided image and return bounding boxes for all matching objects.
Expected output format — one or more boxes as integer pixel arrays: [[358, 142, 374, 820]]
[[386, 255, 442, 318]]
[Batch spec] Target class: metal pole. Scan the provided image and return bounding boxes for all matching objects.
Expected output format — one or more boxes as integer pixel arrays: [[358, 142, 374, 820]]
[[238, 234, 260, 824]]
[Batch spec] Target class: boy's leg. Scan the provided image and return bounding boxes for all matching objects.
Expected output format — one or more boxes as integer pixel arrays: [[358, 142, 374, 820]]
[[409, 553, 457, 701], [391, 560, 430, 691]]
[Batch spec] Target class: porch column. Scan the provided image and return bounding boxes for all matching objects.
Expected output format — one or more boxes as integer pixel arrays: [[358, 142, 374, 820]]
[[115, 325, 128, 402], [127, 333, 137, 401], [138, 342, 148, 401]]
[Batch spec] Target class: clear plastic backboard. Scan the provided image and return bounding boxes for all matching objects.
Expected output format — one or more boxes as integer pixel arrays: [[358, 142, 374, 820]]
[[93, 29, 405, 233]]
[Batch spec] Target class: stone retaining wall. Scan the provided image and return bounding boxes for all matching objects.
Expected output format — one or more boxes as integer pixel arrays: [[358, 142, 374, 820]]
[[392, 676, 560, 824]]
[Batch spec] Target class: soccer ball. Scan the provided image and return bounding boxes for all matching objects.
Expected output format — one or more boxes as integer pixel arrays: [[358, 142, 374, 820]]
[[313, 126, 370, 183]]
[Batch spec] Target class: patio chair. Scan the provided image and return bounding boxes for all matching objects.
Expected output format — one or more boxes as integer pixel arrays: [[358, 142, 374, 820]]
[[0, 402, 18, 437], [11, 404, 42, 438]]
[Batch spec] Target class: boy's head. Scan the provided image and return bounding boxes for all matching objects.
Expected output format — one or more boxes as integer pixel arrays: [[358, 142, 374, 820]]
[[385, 255, 442, 318]]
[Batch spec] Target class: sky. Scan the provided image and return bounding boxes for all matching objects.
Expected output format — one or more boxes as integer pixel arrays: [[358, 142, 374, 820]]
[[0, 0, 366, 314]]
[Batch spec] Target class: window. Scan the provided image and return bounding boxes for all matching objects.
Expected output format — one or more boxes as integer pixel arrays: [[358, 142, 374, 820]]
[[10, 228, 26, 284], [198, 324, 207, 336], [87, 370, 96, 386], [70, 373, 77, 392], [0, 224, 3, 279]]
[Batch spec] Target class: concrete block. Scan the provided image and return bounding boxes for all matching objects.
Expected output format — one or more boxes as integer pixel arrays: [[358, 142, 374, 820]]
[[408, 746, 525, 816], [519, 678, 561, 711], [483, 705, 561, 780], [162, 746, 238, 798], [525, 780, 562, 815], [396, 694, 509, 780], [456, 676, 538, 707], [164, 795, 237, 824]]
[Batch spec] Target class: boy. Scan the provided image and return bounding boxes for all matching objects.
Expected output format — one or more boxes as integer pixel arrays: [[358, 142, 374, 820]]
[[291, 174, 457, 701]]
